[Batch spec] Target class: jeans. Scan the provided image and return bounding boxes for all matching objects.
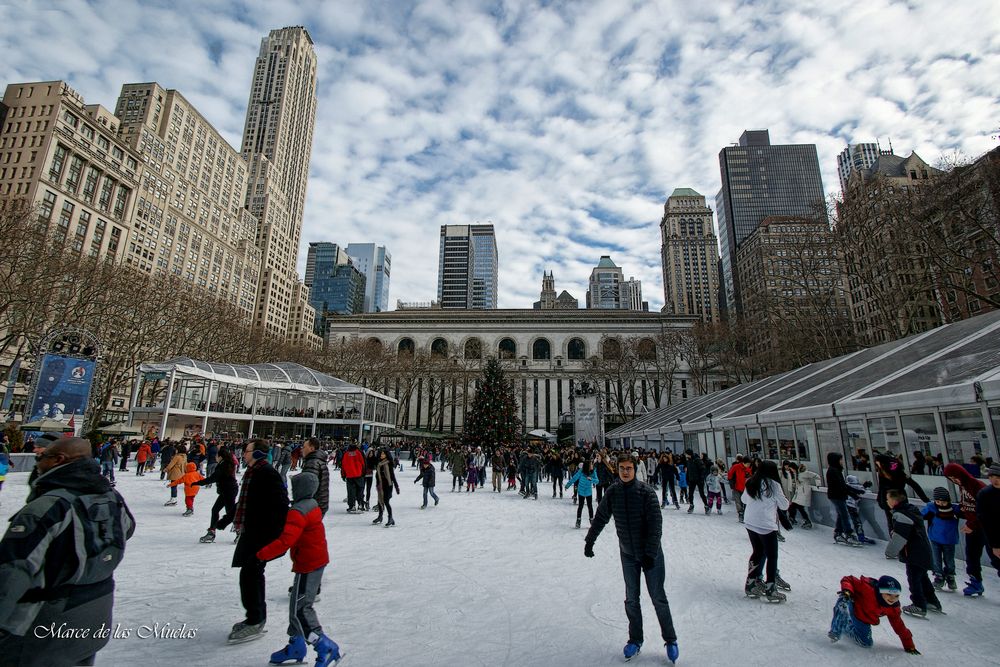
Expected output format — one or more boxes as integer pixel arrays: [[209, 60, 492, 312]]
[[661, 479, 677, 506], [830, 498, 853, 536], [829, 596, 873, 647], [964, 527, 1000, 581], [101, 461, 115, 482], [422, 486, 439, 507], [733, 490, 745, 518], [524, 472, 538, 497], [620, 548, 677, 645], [747, 529, 779, 583], [931, 542, 956, 578], [552, 474, 564, 497]]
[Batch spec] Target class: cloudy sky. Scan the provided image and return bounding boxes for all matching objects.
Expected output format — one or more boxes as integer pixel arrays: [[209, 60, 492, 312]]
[[3, 1, 999, 310]]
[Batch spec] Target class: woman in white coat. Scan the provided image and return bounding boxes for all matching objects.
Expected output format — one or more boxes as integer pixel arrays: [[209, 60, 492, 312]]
[[789, 463, 820, 528]]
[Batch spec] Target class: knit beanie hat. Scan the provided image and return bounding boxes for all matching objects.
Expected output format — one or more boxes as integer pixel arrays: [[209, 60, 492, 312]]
[[877, 575, 902, 594], [932, 487, 951, 502], [988, 463, 1000, 477]]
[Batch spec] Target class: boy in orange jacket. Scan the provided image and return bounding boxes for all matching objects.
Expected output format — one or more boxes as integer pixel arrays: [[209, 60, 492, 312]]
[[259, 472, 342, 667], [168, 462, 204, 516]]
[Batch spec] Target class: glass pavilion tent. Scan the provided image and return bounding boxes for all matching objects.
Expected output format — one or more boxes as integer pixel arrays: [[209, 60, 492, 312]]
[[608, 309, 1000, 493], [129, 357, 397, 442]]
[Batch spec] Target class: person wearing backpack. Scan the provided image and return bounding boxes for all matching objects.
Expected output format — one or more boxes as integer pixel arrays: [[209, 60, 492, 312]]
[[0, 437, 136, 667]]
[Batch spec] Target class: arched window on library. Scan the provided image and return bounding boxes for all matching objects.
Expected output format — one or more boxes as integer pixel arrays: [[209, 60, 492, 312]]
[[638, 338, 657, 361], [602, 338, 622, 360], [532, 338, 551, 360], [498, 338, 517, 360], [397, 338, 415, 357], [567, 338, 586, 360], [431, 338, 449, 358], [464, 338, 482, 360]]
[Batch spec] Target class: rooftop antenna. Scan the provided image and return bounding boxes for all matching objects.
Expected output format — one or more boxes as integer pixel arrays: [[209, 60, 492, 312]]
[[888, 137, 894, 154]]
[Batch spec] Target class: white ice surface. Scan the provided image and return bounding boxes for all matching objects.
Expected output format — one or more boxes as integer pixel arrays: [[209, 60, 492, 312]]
[[1, 465, 998, 666]]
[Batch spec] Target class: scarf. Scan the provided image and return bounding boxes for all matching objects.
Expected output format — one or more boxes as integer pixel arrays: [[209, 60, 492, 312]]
[[233, 459, 263, 532]]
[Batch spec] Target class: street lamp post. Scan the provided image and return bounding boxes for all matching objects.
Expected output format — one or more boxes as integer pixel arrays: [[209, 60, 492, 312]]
[[706, 412, 718, 460]]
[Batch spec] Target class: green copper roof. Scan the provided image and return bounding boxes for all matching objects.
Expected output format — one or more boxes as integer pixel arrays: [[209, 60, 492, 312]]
[[670, 187, 702, 198], [596, 256, 618, 268]]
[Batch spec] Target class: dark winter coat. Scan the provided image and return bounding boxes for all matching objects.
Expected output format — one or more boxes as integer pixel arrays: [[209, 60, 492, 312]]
[[193, 454, 238, 498], [875, 455, 929, 509], [0, 458, 135, 640], [300, 449, 330, 514], [585, 478, 662, 559], [275, 447, 292, 469], [977, 484, 1000, 548], [596, 460, 615, 487], [232, 462, 288, 568], [686, 456, 706, 484], [414, 464, 436, 488], [656, 461, 677, 485], [839, 576, 914, 651], [825, 455, 861, 501], [885, 501, 933, 570], [160, 443, 175, 468]]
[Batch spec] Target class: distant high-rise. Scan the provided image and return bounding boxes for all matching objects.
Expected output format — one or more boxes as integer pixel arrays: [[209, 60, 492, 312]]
[[345, 243, 391, 312], [240, 26, 319, 344], [837, 142, 892, 191], [587, 256, 625, 309], [660, 188, 720, 322], [716, 129, 825, 314], [437, 224, 497, 309], [305, 242, 365, 334], [622, 277, 646, 311]]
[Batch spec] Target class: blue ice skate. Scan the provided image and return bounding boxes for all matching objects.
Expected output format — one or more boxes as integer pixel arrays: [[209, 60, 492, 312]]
[[623, 641, 641, 661], [666, 641, 679, 664], [270, 635, 307, 664], [963, 577, 984, 597], [314, 633, 343, 667]]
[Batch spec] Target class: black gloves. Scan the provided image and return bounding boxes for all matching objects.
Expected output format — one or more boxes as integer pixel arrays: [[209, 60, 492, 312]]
[[584, 542, 595, 558], [905, 648, 921, 655], [641, 555, 655, 572]]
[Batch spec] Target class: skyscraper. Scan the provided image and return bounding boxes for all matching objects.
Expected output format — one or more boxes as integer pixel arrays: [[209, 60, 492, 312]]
[[660, 188, 720, 322], [587, 256, 625, 309], [837, 142, 892, 191], [345, 243, 391, 312], [240, 26, 320, 343], [716, 129, 825, 314], [304, 242, 365, 334], [437, 224, 497, 309]]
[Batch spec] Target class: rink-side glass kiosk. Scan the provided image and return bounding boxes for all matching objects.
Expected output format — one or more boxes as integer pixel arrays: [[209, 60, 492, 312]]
[[128, 357, 397, 442], [608, 309, 1000, 504]]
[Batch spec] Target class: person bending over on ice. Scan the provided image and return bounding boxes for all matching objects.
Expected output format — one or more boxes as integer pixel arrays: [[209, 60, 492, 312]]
[[829, 574, 919, 655], [259, 473, 342, 667], [584, 455, 679, 664]]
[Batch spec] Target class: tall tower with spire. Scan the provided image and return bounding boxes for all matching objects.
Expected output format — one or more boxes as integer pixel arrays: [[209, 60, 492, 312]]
[[241, 26, 320, 344]]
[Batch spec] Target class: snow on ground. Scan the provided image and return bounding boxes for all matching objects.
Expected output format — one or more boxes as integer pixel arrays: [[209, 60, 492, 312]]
[[2, 464, 998, 667]]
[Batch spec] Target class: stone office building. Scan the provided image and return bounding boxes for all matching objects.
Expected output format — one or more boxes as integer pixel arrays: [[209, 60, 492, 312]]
[[326, 309, 705, 435]]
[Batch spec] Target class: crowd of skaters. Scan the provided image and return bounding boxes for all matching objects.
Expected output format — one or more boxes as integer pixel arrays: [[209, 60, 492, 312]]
[[2, 429, 999, 665]]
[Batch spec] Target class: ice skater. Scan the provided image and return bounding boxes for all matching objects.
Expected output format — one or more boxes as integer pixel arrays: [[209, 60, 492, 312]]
[[414, 457, 440, 509], [260, 473, 342, 667], [584, 455, 679, 664], [193, 446, 239, 543], [885, 488, 942, 617], [921, 486, 960, 591], [372, 449, 400, 526], [742, 460, 790, 602], [168, 462, 204, 516], [829, 574, 919, 654], [566, 459, 599, 528], [705, 466, 723, 515]]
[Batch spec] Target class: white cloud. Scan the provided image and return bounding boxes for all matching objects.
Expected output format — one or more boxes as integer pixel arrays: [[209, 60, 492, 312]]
[[3, 0, 999, 311]]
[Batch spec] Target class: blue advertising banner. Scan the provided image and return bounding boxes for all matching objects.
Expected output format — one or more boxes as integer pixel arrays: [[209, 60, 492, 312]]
[[28, 354, 97, 425]]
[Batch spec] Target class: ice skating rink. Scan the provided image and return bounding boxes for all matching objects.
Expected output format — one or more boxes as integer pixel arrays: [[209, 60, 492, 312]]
[[2, 465, 997, 666]]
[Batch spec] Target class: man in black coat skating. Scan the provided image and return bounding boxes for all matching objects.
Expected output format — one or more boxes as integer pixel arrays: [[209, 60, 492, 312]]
[[584, 455, 679, 663], [228, 439, 288, 644]]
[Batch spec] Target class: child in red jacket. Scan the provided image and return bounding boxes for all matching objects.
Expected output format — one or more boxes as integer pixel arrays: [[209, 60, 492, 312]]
[[259, 472, 342, 667], [168, 462, 204, 516], [829, 574, 919, 654]]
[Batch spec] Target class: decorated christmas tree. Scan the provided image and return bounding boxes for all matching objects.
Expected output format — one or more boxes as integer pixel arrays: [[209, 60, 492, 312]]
[[462, 357, 522, 449]]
